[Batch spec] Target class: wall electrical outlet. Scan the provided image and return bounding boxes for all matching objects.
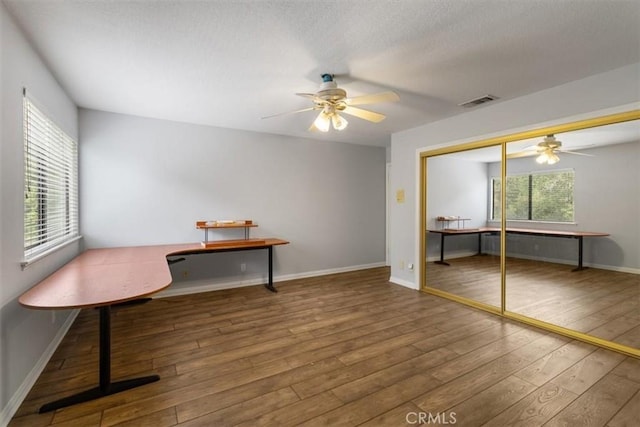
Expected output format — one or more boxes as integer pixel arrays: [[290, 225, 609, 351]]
[[240, 263, 246, 272], [400, 260, 405, 270], [408, 263, 414, 271]]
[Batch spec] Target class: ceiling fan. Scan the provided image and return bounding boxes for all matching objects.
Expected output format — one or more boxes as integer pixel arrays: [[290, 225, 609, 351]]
[[507, 134, 594, 165], [262, 74, 399, 132]]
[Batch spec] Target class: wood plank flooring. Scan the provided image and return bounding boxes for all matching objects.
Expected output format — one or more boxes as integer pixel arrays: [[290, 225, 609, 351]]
[[9, 267, 640, 426], [426, 255, 640, 348]]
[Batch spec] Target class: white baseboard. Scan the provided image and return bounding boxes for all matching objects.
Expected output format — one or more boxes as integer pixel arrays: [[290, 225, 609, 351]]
[[429, 249, 640, 275], [155, 262, 387, 298], [389, 276, 418, 290], [155, 276, 264, 298], [0, 309, 80, 427], [588, 263, 640, 275]]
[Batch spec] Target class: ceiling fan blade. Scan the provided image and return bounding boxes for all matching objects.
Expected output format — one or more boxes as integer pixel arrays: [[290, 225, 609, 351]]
[[341, 106, 386, 123], [344, 91, 400, 106], [261, 106, 318, 120], [296, 92, 320, 100], [506, 151, 537, 159], [559, 150, 595, 157], [562, 143, 596, 150]]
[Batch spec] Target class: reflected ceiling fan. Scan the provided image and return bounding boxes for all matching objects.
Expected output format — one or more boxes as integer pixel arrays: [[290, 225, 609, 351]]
[[262, 74, 399, 132], [507, 134, 594, 165]]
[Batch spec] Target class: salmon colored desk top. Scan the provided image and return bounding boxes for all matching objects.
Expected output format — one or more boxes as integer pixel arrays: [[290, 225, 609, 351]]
[[19, 239, 289, 310]]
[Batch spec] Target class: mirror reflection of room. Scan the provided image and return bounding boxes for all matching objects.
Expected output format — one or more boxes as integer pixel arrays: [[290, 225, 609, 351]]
[[424, 118, 639, 352], [425, 145, 502, 308], [503, 120, 639, 350]]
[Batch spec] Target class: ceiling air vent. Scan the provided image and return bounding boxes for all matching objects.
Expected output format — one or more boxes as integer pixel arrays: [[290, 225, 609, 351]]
[[458, 94, 499, 108]]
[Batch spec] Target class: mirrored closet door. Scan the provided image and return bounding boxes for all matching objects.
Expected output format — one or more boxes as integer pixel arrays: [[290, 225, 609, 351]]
[[421, 111, 639, 357], [423, 145, 503, 310]]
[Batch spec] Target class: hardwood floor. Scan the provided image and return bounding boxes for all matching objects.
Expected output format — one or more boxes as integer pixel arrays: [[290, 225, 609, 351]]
[[9, 267, 640, 426], [426, 255, 640, 349]]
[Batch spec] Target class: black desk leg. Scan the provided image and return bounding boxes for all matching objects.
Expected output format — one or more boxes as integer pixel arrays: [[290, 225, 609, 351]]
[[264, 245, 277, 293], [572, 236, 586, 272], [434, 233, 450, 266], [39, 306, 160, 413]]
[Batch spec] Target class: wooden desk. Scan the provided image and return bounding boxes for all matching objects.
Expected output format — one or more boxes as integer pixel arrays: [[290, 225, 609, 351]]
[[19, 238, 288, 413], [427, 227, 608, 271]]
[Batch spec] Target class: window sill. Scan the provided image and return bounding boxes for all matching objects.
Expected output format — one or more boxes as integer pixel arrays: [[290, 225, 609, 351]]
[[487, 220, 577, 226], [21, 235, 83, 270]]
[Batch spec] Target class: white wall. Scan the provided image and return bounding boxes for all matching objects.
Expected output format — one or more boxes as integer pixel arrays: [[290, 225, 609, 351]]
[[426, 157, 488, 230], [0, 3, 80, 422], [390, 63, 640, 288], [425, 156, 489, 260], [79, 109, 387, 285]]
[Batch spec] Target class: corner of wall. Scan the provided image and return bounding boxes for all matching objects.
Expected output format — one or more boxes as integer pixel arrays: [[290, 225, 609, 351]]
[[389, 275, 418, 290]]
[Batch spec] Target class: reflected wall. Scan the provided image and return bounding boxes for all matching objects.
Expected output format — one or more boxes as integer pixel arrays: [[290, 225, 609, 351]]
[[424, 145, 502, 309]]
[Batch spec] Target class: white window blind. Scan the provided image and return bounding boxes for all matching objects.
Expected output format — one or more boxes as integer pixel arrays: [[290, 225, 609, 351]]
[[23, 94, 79, 263]]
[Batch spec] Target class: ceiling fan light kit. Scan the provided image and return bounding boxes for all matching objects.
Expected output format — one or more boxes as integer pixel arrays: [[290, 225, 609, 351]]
[[331, 113, 348, 131], [509, 134, 595, 164], [313, 101, 348, 132], [536, 150, 560, 165], [313, 111, 331, 132], [263, 73, 399, 132]]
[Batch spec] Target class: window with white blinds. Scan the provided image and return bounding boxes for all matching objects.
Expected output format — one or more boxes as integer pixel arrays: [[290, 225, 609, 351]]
[[23, 95, 79, 263]]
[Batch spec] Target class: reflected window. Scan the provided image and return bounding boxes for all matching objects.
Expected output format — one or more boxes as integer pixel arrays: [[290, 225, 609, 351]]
[[491, 169, 574, 222]]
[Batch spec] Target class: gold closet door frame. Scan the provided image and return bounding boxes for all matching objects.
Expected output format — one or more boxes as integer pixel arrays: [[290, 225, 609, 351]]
[[419, 109, 640, 359]]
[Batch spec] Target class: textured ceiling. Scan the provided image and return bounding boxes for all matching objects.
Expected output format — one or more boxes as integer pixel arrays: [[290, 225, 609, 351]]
[[4, 0, 640, 146]]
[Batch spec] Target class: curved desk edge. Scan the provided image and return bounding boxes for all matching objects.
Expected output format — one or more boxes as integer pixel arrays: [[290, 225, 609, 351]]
[[19, 238, 290, 310]]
